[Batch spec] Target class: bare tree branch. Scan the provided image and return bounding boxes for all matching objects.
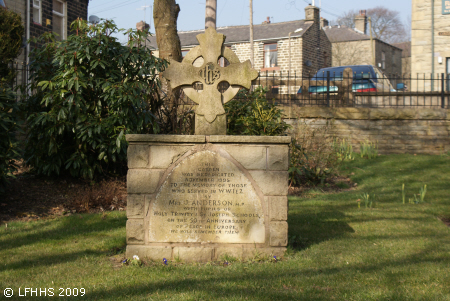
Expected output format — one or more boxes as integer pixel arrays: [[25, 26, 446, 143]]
[[335, 6, 407, 44]]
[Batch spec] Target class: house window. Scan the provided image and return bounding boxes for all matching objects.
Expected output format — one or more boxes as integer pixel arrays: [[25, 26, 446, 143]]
[[381, 51, 386, 69], [53, 0, 66, 40], [33, 0, 41, 24], [264, 43, 278, 68]]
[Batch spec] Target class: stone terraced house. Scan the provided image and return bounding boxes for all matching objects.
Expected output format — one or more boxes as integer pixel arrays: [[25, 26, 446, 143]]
[[147, 5, 332, 78], [322, 11, 403, 77]]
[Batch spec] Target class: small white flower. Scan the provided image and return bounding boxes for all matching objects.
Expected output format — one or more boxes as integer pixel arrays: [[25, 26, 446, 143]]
[[133, 255, 140, 260]]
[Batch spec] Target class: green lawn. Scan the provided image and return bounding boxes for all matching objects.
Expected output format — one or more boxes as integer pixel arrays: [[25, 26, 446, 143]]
[[1, 154, 449, 300]]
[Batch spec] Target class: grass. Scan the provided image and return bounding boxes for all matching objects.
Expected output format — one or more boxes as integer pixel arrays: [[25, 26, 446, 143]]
[[1, 154, 450, 300]]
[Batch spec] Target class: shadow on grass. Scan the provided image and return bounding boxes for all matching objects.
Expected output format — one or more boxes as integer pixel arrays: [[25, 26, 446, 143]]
[[343, 155, 450, 190], [0, 213, 126, 252], [0, 249, 103, 272], [80, 244, 450, 301], [287, 209, 355, 250]]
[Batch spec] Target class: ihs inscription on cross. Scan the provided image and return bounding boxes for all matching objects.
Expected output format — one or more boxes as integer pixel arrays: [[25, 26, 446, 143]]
[[162, 27, 258, 135]]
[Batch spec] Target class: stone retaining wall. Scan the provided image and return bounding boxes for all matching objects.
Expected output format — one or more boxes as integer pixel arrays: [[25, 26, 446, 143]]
[[281, 107, 450, 154], [126, 135, 291, 262]]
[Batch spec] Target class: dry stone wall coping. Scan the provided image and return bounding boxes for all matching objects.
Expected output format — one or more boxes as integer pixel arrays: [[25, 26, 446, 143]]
[[281, 106, 450, 120], [282, 106, 450, 155]]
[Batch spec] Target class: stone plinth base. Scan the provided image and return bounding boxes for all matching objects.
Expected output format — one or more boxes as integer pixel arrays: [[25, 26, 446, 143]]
[[127, 245, 287, 262], [126, 134, 291, 262]]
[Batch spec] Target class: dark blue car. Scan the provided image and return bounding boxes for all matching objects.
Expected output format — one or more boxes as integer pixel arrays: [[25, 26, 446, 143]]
[[298, 65, 400, 94]]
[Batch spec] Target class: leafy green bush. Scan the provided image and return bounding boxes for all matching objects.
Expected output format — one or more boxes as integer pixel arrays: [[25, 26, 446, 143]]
[[0, 8, 24, 84], [225, 86, 289, 135], [0, 86, 21, 192], [24, 19, 166, 179], [288, 138, 307, 187]]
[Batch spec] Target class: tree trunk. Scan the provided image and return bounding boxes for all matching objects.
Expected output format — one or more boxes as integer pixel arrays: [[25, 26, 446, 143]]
[[153, 0, 182, 62], [153, 0, 184, 133]]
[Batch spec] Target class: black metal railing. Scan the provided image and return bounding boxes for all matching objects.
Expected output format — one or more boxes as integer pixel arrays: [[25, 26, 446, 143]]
[[250, 71, 449, 108], [9, 62, 450, 109], [6, 61, 29, 102]]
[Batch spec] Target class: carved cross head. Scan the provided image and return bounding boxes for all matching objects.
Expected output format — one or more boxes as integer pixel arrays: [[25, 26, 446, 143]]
[[162, 27, 258, 123]]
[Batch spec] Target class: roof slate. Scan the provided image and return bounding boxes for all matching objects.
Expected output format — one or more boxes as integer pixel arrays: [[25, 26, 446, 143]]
[[323, 25, 402, 51], [323, 25, 370, 42], [147, 20, 313, 49]]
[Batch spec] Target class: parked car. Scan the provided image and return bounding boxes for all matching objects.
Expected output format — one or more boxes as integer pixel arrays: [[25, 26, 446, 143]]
[[297, 65, 403, 94]]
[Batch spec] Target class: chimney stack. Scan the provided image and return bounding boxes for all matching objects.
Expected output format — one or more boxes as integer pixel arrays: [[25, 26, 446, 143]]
[[262, 16, 271, 24], [136, 21, 150, 32], [320, 17, 329, 28], [354, 10, 367, 35], [305, 5, 320, 24]]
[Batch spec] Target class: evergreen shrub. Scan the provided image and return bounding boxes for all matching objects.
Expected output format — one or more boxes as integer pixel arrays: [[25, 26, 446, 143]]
[[225, 86, 289, 136], [0, 86, 21, 192], [24, 19, 166, 179], [0, 7, 24, 84]]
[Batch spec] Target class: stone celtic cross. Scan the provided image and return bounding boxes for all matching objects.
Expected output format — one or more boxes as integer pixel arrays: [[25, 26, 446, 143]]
[[162, 27, 258, 135]]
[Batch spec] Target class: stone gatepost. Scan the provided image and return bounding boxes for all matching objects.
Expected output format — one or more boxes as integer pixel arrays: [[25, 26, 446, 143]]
[[126, 28, 290, 262]]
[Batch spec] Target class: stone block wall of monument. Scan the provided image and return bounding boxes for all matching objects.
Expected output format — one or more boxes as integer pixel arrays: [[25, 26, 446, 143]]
[[126, 135, 291, 262], [412, 0, 450, 90]]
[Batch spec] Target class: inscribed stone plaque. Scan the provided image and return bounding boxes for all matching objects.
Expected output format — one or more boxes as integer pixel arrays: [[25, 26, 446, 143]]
[[149, 150, 265, 243]]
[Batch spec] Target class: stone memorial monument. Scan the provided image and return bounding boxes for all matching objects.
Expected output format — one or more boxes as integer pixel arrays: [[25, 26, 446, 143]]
[[126, 27, 290, 262]]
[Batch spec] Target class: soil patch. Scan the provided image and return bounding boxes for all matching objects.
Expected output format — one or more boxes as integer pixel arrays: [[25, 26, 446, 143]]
[[1, 161, 126, 223], [439, 217, 450, 228]]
